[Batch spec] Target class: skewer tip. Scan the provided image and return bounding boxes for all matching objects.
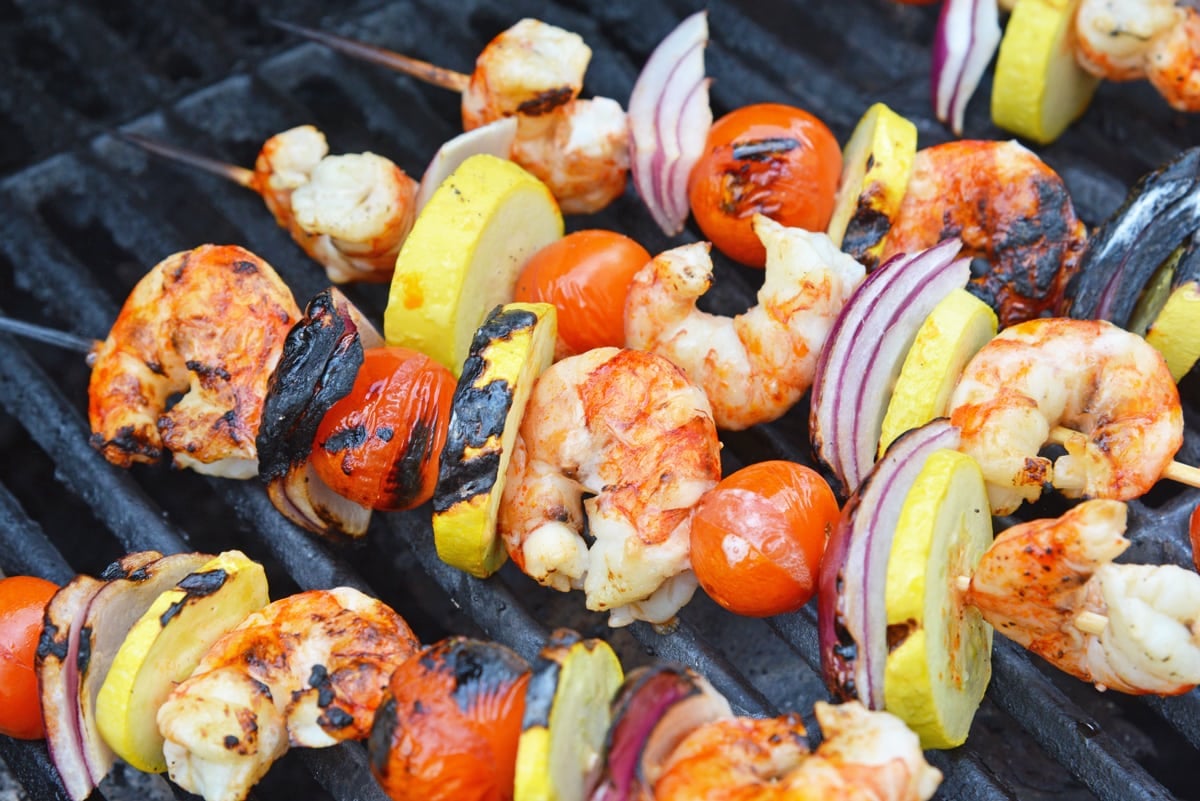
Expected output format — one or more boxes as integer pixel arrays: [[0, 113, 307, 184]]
[[113, 129, 256, 189]]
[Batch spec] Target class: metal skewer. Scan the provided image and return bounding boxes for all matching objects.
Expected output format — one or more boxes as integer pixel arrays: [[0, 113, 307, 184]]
[[0, 317, 99, 355]]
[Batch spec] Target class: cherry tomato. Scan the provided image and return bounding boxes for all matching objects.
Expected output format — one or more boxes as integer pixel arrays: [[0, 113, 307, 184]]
[[690, 461, 840, 617], [513, 230, 651, 357], [0, 575, 59, 739], [310, 347, 457, 512], [1190, 503, 1200, 572], [688, 103, 842, 268]]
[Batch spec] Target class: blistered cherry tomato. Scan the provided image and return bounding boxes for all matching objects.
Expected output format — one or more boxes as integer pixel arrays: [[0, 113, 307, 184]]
[[310, 347, 457, 512], [514, 230, 651, 357], [690, 461, 840, 617], [688, 103, 842, 268], [0, 575, 59, 739], [1190, 503, 1200, 572]]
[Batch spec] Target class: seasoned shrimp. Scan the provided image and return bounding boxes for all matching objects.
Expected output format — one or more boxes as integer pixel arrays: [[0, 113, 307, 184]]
[[460, 18, 629, 214], [87, 245, 300, 478], [947, 318, 1183, 515], [1146, 6, 1200, 111], [878, 140, 1088, 328], [1074, 0, 1180, 81], [965, 500, 1200, 694], [625, 215, 865, 431], [158, 587, 419, 801], [498, 347, 722, 627], [652, 702, 942, 801], [251, 125, 419, 283]]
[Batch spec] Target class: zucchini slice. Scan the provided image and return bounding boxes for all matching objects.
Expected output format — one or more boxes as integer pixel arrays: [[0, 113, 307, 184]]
[[883, 449, 993, 749], [432, 302, 557, 578], [514, 629, 623, 801]]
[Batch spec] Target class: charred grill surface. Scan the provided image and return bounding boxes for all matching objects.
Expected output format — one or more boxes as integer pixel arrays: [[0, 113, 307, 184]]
[[2, 2, 1199, 801]]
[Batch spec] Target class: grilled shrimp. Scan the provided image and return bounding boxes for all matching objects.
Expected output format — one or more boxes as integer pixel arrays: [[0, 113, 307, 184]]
[[1074, 0, 1180, 81], [947, 318, 1183, 515], [158, 587, 419, 801], [1146, 6, 1200, 111], [965, 500, 1200, 695], [252, 125, 419, 283], [625, 215, 866, 431], [652, 702, 942, 801], [461, 18, 629, 214], [498, 347, 722, 627], [87, 245, 300, 478], [1074, 0, 1200, 111], [878, 140, 1088, 328]]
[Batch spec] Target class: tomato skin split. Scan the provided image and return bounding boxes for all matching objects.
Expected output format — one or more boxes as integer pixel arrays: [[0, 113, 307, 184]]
[[690, 461, 840, 617], [688, 104, 842, 268]]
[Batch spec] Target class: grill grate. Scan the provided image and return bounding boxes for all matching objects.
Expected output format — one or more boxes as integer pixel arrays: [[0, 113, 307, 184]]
[[1, 1, 1199, 800]]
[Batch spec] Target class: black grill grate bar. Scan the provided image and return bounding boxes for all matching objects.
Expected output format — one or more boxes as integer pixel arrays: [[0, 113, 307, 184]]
[[0, 483, 75, 585], [0, 739, 73, 801], [1142, 694, 1200, 751], [988, 639, 1180, 801], [0, 332, 187, 556]]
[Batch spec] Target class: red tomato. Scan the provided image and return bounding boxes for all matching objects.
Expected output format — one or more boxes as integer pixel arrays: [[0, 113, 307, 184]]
[[514, 230, 651, 357], [690, 461, 840, 617], [1190, 503, 1200, 572], [310, 347, 457, 512], [688, 103, 842, 268], [0, 575, 59, 739]]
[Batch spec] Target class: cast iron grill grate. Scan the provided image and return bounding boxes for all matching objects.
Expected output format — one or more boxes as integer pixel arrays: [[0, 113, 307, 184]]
[[1, 1, 1198, 800]]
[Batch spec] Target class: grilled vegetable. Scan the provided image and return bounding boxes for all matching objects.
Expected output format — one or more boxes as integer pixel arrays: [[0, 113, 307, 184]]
[[258, 287, 383, 539], [878, 288, 997, 455], [991, 0, 1100, 144], [0, 575, 59, 740], [95, 551, 269, 773], [75, 552, 210, 784], [384, 153, 563, 375], [826, 102, 917, 269], [1136, 242, 1200, 382], [432, 302, 558, 578], [369, 637, 531, 801], [37, 552, 163, 801], [590, 663, 732, 801], [883, 449, 993, 749], [514, 629, 623, 801], [1063, 147, 1200, 327]]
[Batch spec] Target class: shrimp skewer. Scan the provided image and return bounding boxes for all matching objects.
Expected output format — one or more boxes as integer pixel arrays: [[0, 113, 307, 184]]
[[118, 125, 419, 284], [273, 18, 630, 214], [963, 499, 1200, 695], [947, 317, 1185, 515], [498, 347, 722, 627], [1074, 0, 1200, 111], [624, 215, 865, 431], [651, 701, 942, 801]]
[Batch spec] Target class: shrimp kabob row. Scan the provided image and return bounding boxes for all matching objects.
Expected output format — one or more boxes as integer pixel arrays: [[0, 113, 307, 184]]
[[3, 6, 1199, 783], [0, 546, 946, 801]]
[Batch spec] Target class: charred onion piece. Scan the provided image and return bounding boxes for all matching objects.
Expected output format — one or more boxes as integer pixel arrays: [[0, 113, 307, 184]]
[[257, 288, 383, 539]]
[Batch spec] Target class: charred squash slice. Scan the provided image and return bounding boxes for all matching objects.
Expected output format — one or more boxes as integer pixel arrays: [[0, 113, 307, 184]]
[[432, 302, 557, 578], [514, 629, 623, 801]]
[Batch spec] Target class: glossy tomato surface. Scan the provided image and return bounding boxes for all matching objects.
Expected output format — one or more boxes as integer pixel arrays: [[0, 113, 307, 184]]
[[688, 103, 841, 268], [513, 229, 651, 357], [690, 461, 840, 617], [368, 637, 530, 801], [310, 347, 456, 512], [0, 575, 59, 739], [1191, 503, 1200, 572]]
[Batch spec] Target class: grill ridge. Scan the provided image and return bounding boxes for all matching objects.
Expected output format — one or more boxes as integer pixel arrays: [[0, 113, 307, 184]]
[[1, 1, 1198, 800]]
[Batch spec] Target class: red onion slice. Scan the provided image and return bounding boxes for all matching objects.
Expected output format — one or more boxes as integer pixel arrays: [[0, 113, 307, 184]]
[[628, 11, 712, 236], [933, 0, 1001, 135], [818, 419, 961, 709], [810, 239, 968, 496]]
